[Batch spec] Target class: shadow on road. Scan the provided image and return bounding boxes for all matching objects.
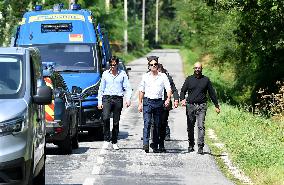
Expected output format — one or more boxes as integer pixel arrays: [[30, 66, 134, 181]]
[[46, 146, 90, 155]]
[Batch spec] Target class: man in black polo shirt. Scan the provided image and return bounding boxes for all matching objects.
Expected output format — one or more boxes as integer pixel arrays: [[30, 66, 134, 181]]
[[180, 62, 220, 154]]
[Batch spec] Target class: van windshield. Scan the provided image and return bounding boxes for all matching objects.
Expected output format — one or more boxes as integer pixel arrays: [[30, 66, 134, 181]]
[[32, 43, 98, 72], [0, 55, 24, 98]]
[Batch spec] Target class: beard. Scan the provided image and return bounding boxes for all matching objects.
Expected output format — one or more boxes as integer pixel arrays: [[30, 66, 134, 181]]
[[194, 70, 202, 76]]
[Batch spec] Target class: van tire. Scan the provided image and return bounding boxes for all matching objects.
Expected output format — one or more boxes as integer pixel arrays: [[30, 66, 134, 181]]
[[33, 160, 45, 185], [59, 132, 72, 154]]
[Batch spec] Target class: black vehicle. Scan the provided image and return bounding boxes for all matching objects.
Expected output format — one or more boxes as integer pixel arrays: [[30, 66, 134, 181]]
[[43, 65, 79, 154]]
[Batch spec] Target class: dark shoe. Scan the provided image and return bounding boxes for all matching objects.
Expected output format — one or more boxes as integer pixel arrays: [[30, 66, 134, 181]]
[[188, 146, 194, 153], [153, 148, 160, 153], [143, 145, 149, 153], [197, 147, 204, 155], [150, 143, 155, 149], [165, 135, 171, 141], [159, 147, 167, 153]]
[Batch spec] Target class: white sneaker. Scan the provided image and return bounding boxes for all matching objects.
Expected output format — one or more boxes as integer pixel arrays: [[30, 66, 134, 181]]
[[102, 141, 110, 149], [112, 143, 119, 150]]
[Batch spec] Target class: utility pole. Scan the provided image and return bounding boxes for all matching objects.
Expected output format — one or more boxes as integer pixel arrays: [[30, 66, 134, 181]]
[[124, 0, 128, 54], [142, 0, 145, 47], [105, 0, 110, 14], [155, 0, 159, 44]]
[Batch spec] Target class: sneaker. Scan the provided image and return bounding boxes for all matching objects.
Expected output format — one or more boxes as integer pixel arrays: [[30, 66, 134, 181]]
[[102, 141, 110, 149], [143, 144, 149, 153], [112, 143, 119, 150], [165, 135, 171, 141], [197, 147, 204, 155], [159, 148, 167, 153], [188, 146, 194, 153], [153, 148, 160, 153]]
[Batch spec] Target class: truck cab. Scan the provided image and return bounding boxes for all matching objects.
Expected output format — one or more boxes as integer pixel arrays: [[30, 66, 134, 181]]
[[0, 47, 52, 184], [13, 4, 112, 140]]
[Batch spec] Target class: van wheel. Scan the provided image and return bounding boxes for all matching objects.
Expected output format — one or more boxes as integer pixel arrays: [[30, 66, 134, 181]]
[[33, 160, 45, 185], [59, 133, 72, 154]]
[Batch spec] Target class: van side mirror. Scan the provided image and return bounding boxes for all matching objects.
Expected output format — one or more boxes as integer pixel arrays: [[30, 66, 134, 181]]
[[33, 86, 52, 105], [126, 67, 131, 71]]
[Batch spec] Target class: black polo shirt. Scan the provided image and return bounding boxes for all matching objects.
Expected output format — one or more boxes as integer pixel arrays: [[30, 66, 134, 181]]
[[180, 74, 219, 108]]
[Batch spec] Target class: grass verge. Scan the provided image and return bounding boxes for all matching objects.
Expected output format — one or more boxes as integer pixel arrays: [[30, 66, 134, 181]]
[[180, 47, 284, 185]]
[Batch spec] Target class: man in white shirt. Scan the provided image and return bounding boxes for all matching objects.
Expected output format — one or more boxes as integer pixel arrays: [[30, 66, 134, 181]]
[[138, 56, 172, 153]]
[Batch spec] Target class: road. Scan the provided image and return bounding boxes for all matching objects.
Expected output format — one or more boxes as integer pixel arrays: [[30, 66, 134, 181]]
[[45, 49, 234, 185]]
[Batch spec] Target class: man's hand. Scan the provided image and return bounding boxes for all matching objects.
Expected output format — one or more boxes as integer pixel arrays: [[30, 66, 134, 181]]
[[98, 104, 103, 109], [181, 99, 186, 106], [215, 107, 220, 114], [126, 101, 131, 108], [138, 103, 143, 112], [173, 100, 179, 108], [164, 98, 170, 107]]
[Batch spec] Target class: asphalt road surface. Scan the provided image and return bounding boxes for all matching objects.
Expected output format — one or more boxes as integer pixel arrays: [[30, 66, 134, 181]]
[[46, 49, 234, 185]]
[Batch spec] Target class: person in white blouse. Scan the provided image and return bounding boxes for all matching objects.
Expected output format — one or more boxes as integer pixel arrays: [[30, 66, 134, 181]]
[[138, 56, 172, 153]]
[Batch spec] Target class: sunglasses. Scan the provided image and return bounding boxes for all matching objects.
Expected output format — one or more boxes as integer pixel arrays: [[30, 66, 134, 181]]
[[149, 63, 158, 67], [110, 63, 117, 66], [193, 67, 202, 69]]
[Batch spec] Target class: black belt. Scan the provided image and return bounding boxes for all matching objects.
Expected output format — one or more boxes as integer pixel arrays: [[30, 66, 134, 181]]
[[104, 95, 123, 99], [144, 97, 162, 101]]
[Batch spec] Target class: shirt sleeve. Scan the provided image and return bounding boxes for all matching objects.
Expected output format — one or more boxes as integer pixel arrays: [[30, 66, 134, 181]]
[[162, 73, 171, 93], [122, 72, 133, 102], [138, 74, 146, 92], [207, 79, 219, 108], [97, 72, 106, 105], [180, 77, 189, 100], [168, 74, 179, 101]]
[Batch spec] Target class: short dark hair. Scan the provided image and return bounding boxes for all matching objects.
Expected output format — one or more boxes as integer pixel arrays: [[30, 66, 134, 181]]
[[109, 56, 119, 64], [147, 55, 159, 65]]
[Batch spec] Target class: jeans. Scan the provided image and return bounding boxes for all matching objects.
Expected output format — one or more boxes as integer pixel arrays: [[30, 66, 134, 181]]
[[143, 98, 163, 148], [186, 103, 207, 148], [102, 95, 123, 144]]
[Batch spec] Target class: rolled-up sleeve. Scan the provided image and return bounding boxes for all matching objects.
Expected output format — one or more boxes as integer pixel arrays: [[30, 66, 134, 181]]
[[139, 75, 146, 92], [162, 73, 171, 93], [122, 72, 133, 102], [97, 73, 106, 106]]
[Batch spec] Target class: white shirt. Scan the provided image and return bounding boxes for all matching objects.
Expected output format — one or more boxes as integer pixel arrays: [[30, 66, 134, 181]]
[[139, 72, 171, 100]]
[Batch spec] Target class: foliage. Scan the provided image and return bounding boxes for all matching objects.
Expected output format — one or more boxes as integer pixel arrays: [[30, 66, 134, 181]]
[[206, 103, 284, 185]]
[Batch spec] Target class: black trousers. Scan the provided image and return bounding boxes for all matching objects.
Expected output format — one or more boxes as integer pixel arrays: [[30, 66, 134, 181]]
[[159, 109, 169, 148], [102, 95, 123, 144]]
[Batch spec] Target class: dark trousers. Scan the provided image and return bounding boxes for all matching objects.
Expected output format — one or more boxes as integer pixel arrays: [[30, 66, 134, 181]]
[[143, 98, 163, 148], [159, 109, 169, 148], [186, 103, 207, 148], [102, 95, 123, 144]]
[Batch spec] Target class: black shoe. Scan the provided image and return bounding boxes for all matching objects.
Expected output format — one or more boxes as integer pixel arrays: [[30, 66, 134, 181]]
[[153, 148, 160, 153], [188, 146, 194, 153], [143, 145, 149, 153], [159, 147, 167, 153], [165, 135, 171, 141], [197, 147, 204, 155], [150, 143, 155, 149]]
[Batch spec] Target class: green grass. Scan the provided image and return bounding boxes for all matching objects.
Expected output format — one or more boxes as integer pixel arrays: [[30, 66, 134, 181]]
[[206, 104, 284, 185], [180, 47, 284, 185]]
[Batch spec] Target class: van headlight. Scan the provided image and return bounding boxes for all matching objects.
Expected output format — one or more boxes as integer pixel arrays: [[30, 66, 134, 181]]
[[0, 116, 25, 136]]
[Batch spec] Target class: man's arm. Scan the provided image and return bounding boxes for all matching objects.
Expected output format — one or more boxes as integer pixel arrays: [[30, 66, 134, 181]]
[[122, 72, 133, 107], [97, 73, 106, 109], [180, 77, 189, 106], [207, 79, 220, 113], [163, 73, 172, 107], [168, 74, 179, 101], [138, 91, 144, 112]]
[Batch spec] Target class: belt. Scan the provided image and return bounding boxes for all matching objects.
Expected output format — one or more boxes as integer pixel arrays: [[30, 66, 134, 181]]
[[104, 95, 123, 99], [144, 97, 162, 101]]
